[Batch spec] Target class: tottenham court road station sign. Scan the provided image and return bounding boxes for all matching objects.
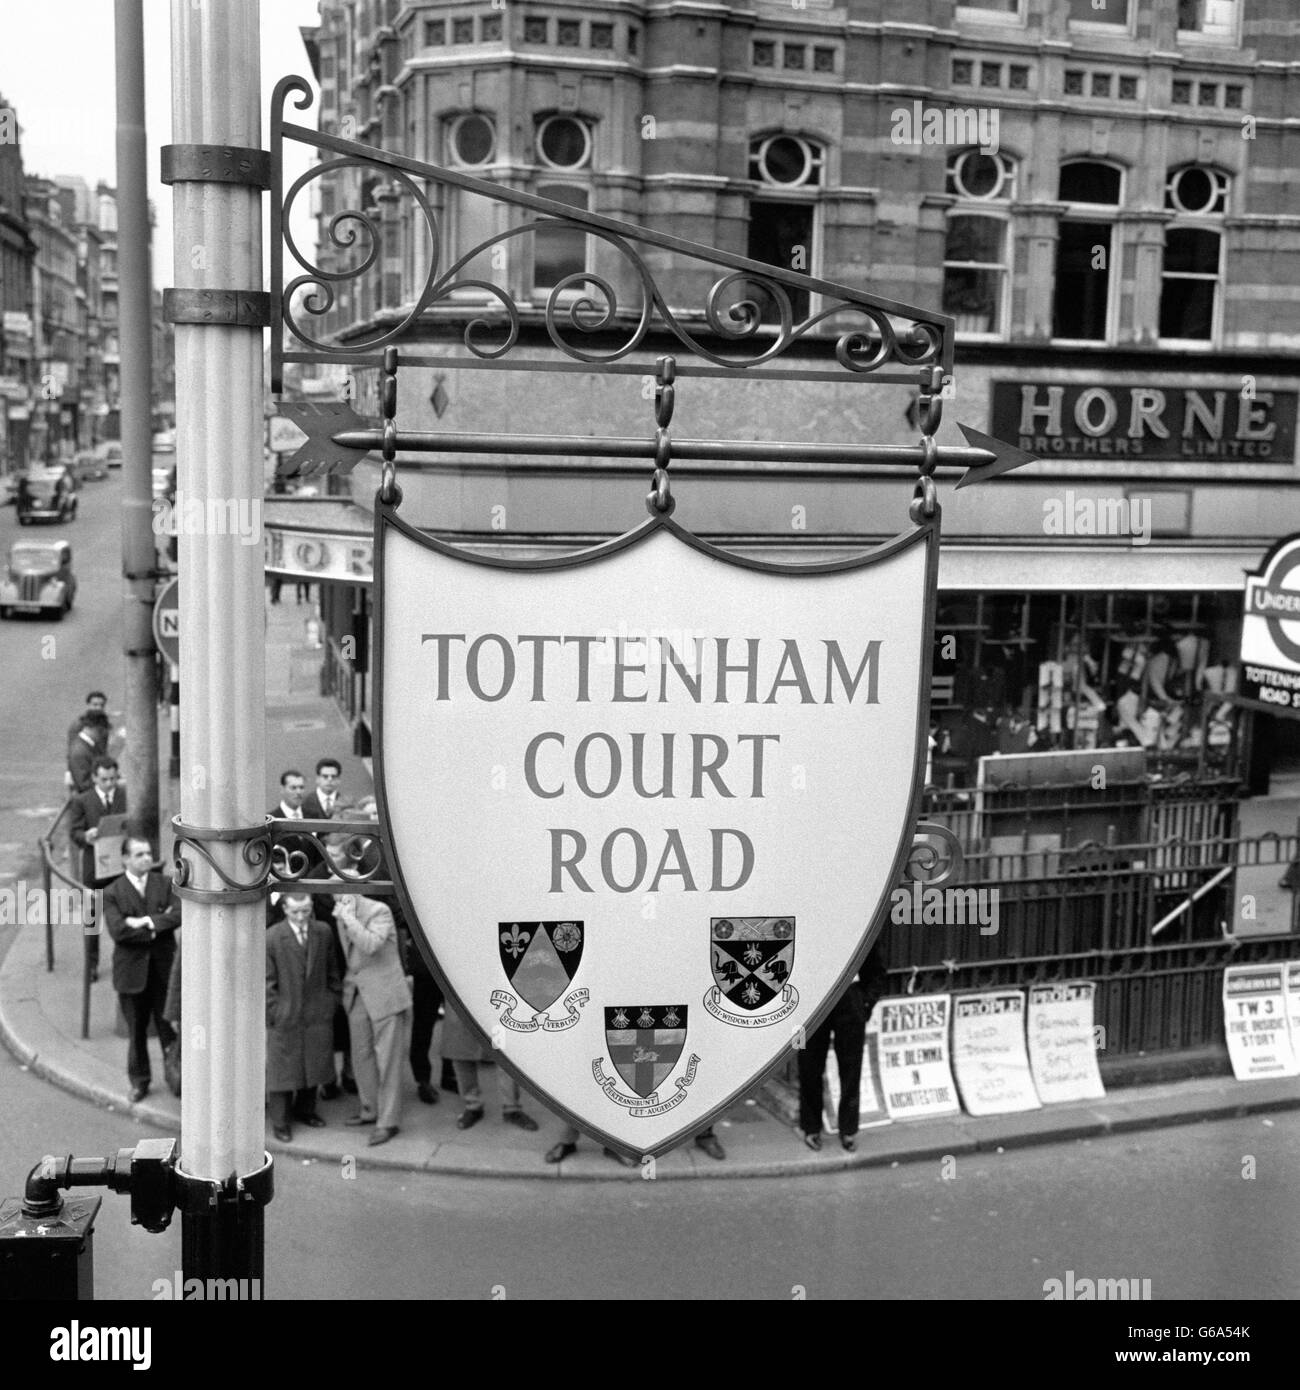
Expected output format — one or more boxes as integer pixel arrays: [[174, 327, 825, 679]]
[[374, 504, 938, 1159], [1240, 534, 1300, 717]]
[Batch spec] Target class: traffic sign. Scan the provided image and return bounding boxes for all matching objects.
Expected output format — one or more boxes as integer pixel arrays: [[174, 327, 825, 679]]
[[153, 577, 180, 666]]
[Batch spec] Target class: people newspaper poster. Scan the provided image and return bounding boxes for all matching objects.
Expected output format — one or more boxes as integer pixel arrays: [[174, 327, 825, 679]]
[[374, 502, 938, 1159]]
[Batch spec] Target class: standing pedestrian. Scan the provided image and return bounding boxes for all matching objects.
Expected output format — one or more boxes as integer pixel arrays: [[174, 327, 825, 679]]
[[266, 893, 341, 1141], [68, 757, 127, 981], [302, 758, 342, 820], [443, 999, 539, 1133], [328, 835, 411, 1146], [103, 836, 180, 1103], [798, 941, 889, 1153], [67, 710, 111, 794]]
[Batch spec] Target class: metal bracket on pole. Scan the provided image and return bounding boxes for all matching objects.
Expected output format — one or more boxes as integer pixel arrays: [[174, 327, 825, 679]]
[[170, 815, 271, 906], [160, 144, 272, 189], [163, 289, 272, 328]]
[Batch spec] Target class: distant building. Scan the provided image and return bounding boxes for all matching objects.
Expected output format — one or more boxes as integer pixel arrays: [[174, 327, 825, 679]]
[[0, 90, 36, 474]]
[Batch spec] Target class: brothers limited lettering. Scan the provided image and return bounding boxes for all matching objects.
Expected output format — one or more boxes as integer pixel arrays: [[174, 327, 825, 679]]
[[420, 631, 883, 895]]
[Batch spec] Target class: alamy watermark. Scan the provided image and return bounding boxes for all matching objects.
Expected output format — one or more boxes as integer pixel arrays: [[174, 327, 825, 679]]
[[890, 101, 999, 155], [0, 881, 101, 930], [1042, 491, 1151, 547], [152, 492, 263, 546]]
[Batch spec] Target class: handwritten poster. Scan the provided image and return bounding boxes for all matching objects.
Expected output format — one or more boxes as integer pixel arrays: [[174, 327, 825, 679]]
[[1027, 982, 1105, 1103], [952, 990, 1041, 1115]]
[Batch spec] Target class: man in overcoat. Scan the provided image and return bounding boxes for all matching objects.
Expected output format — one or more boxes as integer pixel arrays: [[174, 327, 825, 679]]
[[103, 836, 180, 1102], [266, 892, 341, 1142]]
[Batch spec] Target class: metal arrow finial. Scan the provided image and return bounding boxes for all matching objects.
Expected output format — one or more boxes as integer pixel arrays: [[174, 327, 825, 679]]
[[954, 424, 1041, 489], [275, 401, 379, 478]]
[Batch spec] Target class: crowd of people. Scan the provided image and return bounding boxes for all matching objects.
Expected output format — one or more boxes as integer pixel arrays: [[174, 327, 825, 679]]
[[60, 702, 879, 1161]]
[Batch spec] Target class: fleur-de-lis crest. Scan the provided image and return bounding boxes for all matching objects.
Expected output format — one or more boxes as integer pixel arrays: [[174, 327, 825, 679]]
[[500, 923, 531, 959]]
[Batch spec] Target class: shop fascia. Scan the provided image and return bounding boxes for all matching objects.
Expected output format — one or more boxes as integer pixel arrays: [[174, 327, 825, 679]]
[[1004, 383, 1285, 459]]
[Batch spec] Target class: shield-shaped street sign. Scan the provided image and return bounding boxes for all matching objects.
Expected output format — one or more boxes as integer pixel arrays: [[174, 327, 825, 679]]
[[374, 503, 937, 1159]]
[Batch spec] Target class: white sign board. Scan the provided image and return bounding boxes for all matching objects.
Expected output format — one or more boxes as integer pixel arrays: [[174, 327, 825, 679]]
[[376, 510, 936, 1158], [1223, 964, 1299, 1080], [822, 1012, 890, 1133], [1026, 982, 1106, 1103], [876, 993, 960, 1120], [952, 990, 1041, 1115]]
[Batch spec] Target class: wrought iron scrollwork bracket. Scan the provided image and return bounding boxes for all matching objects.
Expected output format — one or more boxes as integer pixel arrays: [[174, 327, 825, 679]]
[[170, 816, 272, 906]]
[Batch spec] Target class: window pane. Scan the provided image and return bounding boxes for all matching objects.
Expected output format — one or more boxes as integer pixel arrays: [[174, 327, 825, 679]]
[[534, 185, 588, 290], [1053, 222, 1110, 339], [1160, 277, 1215, 339], [945, 215, 1003, 263], [1058, 162, 1121, 203], [1165, 228, 1219, 274], [1069, 0, 1129, 21], [745, 201, 814, 322], [943, 267, 1002, 330]]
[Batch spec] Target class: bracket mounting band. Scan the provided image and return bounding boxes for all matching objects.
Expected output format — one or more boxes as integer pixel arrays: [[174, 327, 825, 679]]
[[164, 289, 272, 328], [160, 144, 272, 189]]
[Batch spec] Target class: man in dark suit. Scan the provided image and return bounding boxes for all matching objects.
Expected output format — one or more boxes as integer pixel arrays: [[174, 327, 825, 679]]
[[266, 893, 341, 1141], [66, 690, 108, 750], [104, 836, 180, 1102], [67, 711, 111, 794], [268, 768, 335, 934], [68, 757, 128, 979], [301, 758, 342, 820]]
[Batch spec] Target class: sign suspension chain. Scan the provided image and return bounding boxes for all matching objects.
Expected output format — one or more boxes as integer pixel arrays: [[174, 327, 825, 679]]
[[647, 354, 676, 517]]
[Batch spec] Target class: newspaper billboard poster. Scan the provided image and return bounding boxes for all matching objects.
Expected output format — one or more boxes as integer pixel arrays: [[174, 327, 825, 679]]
[[375, 505, 938, 1159], [876, 993, 960, 1120], [1027, 982, 1106, 1103], [1223, 964, 1299, 1080], [952, 990, 1041, 1116]]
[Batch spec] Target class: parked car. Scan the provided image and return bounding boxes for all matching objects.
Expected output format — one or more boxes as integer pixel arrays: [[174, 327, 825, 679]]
[[16, 466, 78, 524], [151, 429, 176, 453], [73, 449, 107, 482], [0, 539, 77, 620], [152, 464, 175, 500], [97, 441, 123, 469]]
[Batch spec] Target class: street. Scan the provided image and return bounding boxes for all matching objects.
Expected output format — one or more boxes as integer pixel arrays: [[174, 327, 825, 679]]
[[0, 466, 127, 911], [1, 1035, 1297, 1302]]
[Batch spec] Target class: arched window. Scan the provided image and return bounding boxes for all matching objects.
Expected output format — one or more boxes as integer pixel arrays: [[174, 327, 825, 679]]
[[943, 150, 1017, 337], [531, 116, 596, 295], [1053, 160, 1123, 342], [1160, 166, 1228, 343], [745, 135, 826, 323]]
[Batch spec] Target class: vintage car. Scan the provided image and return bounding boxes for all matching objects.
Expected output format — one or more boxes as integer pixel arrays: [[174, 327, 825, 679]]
[[0, 539, 77, 619], [16, 466, 78, 524], [73, 449, 108, 482], [97, 441, 123, 469]]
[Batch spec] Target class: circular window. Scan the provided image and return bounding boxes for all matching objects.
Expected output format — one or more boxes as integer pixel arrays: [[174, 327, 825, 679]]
[[750, 135, 822, 188], [449, 114, 496, 167], [537, 115, 591, 170], [1168, 166, 1223, 215], [951, 151, 1005, 200]]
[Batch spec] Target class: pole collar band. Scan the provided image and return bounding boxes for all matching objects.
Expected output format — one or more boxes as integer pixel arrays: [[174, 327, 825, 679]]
[[161, 144, 272, 189]]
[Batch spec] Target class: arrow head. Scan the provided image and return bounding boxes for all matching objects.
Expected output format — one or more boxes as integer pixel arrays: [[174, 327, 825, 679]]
[[275, 401, 378, 479], [955, 423, 1039, 489]]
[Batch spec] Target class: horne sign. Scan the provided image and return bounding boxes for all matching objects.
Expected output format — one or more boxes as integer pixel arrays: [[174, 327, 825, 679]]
[[991, 382, 1297, 462], [1239, 535, 1300, 716], [374, 507, 937, 1158]]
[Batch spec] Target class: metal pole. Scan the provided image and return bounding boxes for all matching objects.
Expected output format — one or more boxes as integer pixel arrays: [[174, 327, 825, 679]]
[[169, 0, 270, 1288], [115, 0, 159, 845]]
